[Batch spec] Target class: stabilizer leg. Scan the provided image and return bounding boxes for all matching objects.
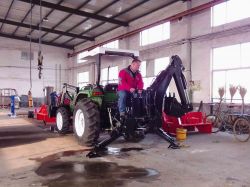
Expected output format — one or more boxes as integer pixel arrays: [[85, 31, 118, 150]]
[[86, 128, 122, 158], [155, 128, 180, 149]]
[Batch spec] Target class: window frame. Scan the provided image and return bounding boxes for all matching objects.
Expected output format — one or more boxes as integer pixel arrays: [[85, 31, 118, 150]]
[[100, 66, 119, 86], [211, 43, 250, 103], [154, 57, 170, 76], [77, 71, 89, 88], [140, 61, 147, 78], [142, 57, 170, 89], [140, 22, 170, 46], [211, 0, 250, 27]]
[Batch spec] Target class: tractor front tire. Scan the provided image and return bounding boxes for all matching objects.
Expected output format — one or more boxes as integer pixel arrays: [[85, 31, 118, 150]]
[[56, 107, 71, 134], [73, 99, 100, 146]]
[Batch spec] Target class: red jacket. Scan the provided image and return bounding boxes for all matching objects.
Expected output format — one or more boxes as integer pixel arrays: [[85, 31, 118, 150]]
[[118, 66, 144, 91]]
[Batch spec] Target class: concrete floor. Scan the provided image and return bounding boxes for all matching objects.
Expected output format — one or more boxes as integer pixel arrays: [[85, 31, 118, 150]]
[[0, 110, 250, 187]]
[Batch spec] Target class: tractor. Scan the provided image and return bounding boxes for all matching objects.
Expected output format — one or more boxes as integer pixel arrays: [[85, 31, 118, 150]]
[[50, 47, 193, 153]]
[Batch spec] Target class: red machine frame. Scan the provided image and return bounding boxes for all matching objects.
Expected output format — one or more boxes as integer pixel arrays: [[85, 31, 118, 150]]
[[35, 105, 56, 124], [162, 111, 212, 135]]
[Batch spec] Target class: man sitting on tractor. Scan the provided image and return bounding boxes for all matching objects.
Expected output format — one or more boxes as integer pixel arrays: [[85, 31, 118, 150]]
[[118, 58, 144, 118]]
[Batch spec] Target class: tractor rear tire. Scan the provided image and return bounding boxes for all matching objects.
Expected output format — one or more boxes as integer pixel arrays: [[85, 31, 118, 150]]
[[73, 99, 100, 146], [56, 107, 70, 134]]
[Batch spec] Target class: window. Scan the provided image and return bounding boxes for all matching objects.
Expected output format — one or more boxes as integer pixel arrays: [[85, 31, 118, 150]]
[[102, 40, 119, 49], [140, 61, 146, 78], [148, 57, 170, 91], [212, 42, 250, 102], [140, 22, 170, 46], [77, 72, 89, 88], [101, 66, 118, 85], [77, 51, 89, 63], [139, 61, 151, 89], [211, 0, 250, 27], [143, 77, 155, 89], [141, 57, 170, 89], [21, 51, 34, 60], [154, 57, 170, 76], [213, 44, 241, 70]]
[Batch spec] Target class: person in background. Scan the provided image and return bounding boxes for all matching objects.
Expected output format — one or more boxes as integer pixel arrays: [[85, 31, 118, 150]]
[[117, 58, 144, 117], [28, 90, 33, 107]]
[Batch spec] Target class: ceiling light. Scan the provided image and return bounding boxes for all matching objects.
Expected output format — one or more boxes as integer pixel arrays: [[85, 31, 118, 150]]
[[105, 14, 112, 18], [84, 24, 92, 30], [43, 17, 49, 22], [116, 7, 122, 13]]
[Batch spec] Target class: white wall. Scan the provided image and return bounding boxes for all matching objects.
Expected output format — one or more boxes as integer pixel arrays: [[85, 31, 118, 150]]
[[0, 37, 70, 97], [69, 0, 250, 103]]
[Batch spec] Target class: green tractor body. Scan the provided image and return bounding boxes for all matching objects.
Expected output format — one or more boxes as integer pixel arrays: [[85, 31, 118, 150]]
[[52, 47, 139, 146], [74, 83, 119, 129], [51, 52, 193, 152]]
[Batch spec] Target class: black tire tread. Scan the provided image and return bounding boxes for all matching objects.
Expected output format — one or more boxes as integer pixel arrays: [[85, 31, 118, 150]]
[[73, 98, 100, 146], [56, 107, 70, 134]]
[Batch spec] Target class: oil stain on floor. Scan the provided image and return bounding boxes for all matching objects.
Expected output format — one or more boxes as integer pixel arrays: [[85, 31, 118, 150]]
[[87, 147, 145, 158], [32, 148, 159, 187], [36, 160, 159, 187], [31, 147, 144, 162]]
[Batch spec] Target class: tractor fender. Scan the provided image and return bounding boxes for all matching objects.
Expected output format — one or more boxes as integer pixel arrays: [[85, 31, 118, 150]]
[[74, 93, 88, 105]]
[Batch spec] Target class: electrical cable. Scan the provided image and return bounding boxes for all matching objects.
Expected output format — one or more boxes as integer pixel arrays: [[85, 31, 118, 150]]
[[38, 0, 43, 79], [29, 0, 32, 91], [39, 0, 42, 52]]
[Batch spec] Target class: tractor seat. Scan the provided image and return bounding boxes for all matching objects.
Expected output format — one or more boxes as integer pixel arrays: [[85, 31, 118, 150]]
[[104, 83, 118, 92]]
